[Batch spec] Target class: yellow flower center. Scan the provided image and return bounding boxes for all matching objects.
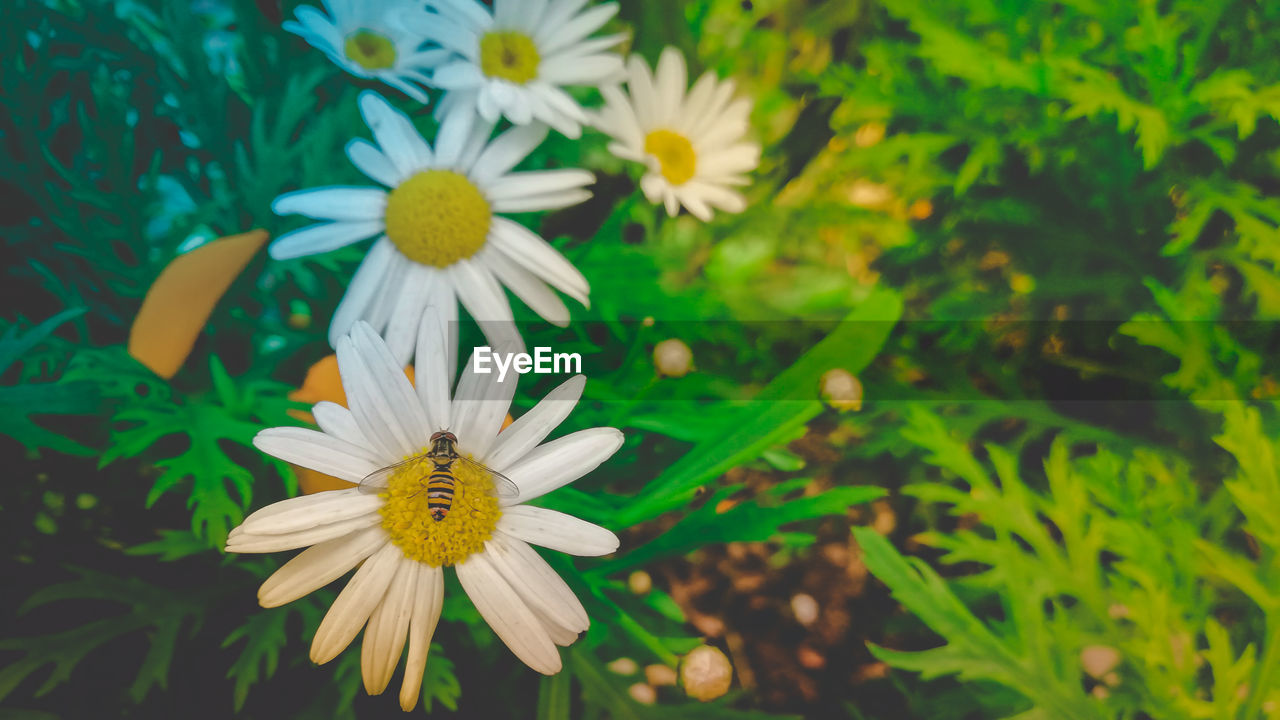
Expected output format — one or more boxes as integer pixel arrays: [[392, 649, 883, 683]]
[[644, 129, 697, 186], [344, 29, 397, 71], [479, 31, 540, 84], [383, 170, 491, 267], [379, 451, 501, 567]]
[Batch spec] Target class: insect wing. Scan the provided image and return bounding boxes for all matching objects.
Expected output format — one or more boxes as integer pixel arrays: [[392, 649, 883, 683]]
[[454, 455, 521, 498], [358, 455, 423, 494]]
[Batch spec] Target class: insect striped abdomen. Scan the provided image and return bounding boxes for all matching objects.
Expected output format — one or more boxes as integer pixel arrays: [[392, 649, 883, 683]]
[[426, 466, 456, 521]]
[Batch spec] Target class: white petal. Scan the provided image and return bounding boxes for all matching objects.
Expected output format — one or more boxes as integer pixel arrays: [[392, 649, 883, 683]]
[[683, 180, 747, 214], [487, 217, 589, 305], [336, 334, 416, 459], [383, 262, 436, 366], [476, 83, 503, 124], [311, 542, 403, 664], [653, 47, 687, 127], [252, 427, 382, 482], [349, 322, 432, 450], [455, 551, 562, 674], [452, 333, 522, 459], [416, 299, 455, 433], [680, 192, 713, 222], [687, 79, 737, 140], [533, 0, 589, 44], [538, 52, 623, 85], [479, 246, 570, 326], [434, 0, 493, 32], [273, 187, 387, 222], [432, 60, 486, 90], [226, 513, 382, 553], [448, 259, 522, 347], [625, 53, 659, 130], [595, 84, 643, 149], [483, 533, 588, 633], [329, 238, 396, 347], [484, 169, 594, 202], [313, 401, 369, 448], [484, 375, 583, 470], [269, 220, 383, 261], [495, 83, 534, 125], [379, 73, 431, 104], [498, 505, 618, 556], [470, 123, 548, 184], [257, 526, 386, 608], [287, 6, 341, 46], [677, 72, 720, 135], [358, 91, 433, 177], [362, 556, 416, 694], [347, 139, 403, 187], [361, 250, 409, 336], [534, 605, 581, 646], [433, 100, 480, 168], [503, 427, 623, 505], [539, 3, 617, 56], [236, 485, 383, 536], [491, 188, 592, 213], [398, 563, 445, 711]]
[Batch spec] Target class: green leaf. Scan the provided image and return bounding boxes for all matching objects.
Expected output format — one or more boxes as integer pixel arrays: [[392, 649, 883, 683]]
[[125, 529, 210, 562], [223, 607, 290, 710], [0, 308, 84, 376], [537, 671, 571, 720], [419, 644, 461, 712], [853, 528, 1105, 720], [0, 309, 96, 455], [615, 287, 902, 525], [106, 400, 261, 548], [602, 484, 884, 574], [0, 567, 206, 704]]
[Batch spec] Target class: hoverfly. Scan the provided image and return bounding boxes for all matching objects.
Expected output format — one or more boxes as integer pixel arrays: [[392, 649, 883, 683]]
[[359, 431, 519, 521]]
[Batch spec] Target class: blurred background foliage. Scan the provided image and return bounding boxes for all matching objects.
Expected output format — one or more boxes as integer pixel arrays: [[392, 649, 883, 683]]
[[2, 0, 1279, 718]]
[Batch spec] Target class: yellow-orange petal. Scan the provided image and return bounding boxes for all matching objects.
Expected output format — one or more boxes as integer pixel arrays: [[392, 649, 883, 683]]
[[128, 230, 269, 379], [295, 465, 358, 495]]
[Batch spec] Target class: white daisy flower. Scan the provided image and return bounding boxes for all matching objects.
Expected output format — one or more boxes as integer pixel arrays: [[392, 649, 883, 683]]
[[227, 313, 623, 710], [592, 47, 760, 221], [415, 0, 626, 138], [270, 91, 593, 362], [284, 0, 446, 103]]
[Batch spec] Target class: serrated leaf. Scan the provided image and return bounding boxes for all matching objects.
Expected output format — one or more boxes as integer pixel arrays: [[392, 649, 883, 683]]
[[223, 607, 290, 710], [0, 567, 205, 705], [420, 643, 461, 712]]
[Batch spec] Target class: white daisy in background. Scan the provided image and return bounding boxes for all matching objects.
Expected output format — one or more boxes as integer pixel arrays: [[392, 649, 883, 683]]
[[592, 47, 760, 221], [227, 313, 623, 710], [284, 0, 445, 103], [414, 0, 626, 138], [271, 90, 593, 362]]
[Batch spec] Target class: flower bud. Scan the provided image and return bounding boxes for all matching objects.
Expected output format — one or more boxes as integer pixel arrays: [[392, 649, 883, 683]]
[[681, 645, 732, 701], [1080, 645, 1121, 679], [608, 657, 639, 676], [654, 339, 693, 377], [645, 664, 677, 687], [628, 570, 653, 595], [628, 683, 656, 704], [790, 593, 819, 626], [820, 368, 863, 411]]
